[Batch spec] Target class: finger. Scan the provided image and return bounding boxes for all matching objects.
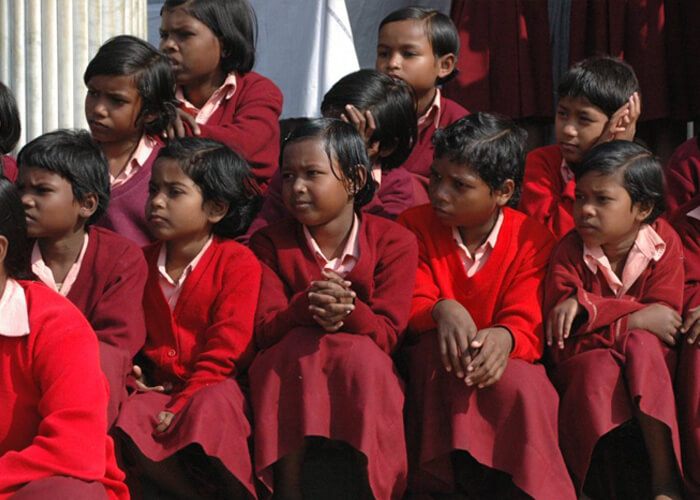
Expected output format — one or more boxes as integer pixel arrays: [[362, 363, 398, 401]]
[[340, 113, 350, 123], [437, 331, 451, 372], [179, 110, 201, 136], [562, 309, 575, 339], [556, 311, 566, 349], [132, 364, 142, 377], [682, 308, 700, 333], [687, 321, 700, 345], [322, 269, 352, 285], [175, 117, 186, 138], [455, 330, 471, 375], [445, 333, 464, 378], [308, 292, 338, 306], [365, 110, 376, 136], [469, 329, 489, 349], [480, 362, 507, 389], [155, 412, 173, 433]]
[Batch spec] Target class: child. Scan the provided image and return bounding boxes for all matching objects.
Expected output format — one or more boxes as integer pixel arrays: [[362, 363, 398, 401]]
[[247, 69, 417, 238], [85, 34, 177, 246], [0, 81, 20, 182], [16, 129, 147, 428], [376, 7, 468, 203], [544, 141, 683, 499], [0, 177, 128, 499], [249, 118, 418, 500], [519, 56, 641, 239], [115, 138, 262, 499], [398, 113, 575, 499], [160, 0, 283, 190], [665, 134, 700, 219]]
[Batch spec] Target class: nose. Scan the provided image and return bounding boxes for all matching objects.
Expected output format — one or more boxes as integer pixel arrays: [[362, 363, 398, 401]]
[[89, 99, 107, 117], [292, 177, 306, 194], [580, 200, 595, 217], [430, 180, 449, 204], [159, 35, 176, 53], [21, 193, 34, 209], [149, 191, 166, 210], [387, 52, 401, 70], [562, 122, 577, 138]]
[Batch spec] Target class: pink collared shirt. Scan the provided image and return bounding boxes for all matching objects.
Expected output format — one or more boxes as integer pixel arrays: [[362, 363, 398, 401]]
[[157, 236, 213, 310], [452, 209, 505, 277], [687, 205, 700, 221], [417, 88, 443, 132], [0, 279, 30, 337], [304, 214, 361, 277], [111, 135, 157, 188], [583, 223, 667, 297], [176, 72, 238, 125], [31, 234, 89, 297], [561, 158, 575, 185]]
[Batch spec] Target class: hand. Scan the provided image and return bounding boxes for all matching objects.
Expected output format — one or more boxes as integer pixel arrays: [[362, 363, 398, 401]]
[[341, 105, 377, 152], [432, 299, 478, 378], [465, 327, 513, 388], [308, 275, 356, 332], [680, 306, 700, 347], [596, 92, 641, 144], [162, 108, 200, 139], [628, 303, 682, 346], [132, 364, 168, 393], [155, 410, 175, 433], [546, 297, 583, 349]]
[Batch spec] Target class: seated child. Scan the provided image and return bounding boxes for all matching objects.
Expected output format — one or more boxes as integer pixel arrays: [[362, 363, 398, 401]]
[[398, 113, 575, 499], [519, 56, 641, 239], [665, 135, 700, 219], [160, 0, 283, 190], [0, 81, 20, 182], [249, 118, 418, 500], [376, 6, 468, 203], [545, 141, 684, 499], [115, 138, 262, 499], [16, 129, 147, 428], [0, 177, 128, 500], [85, 34, 177, 246], [247, 69, 417, 238]]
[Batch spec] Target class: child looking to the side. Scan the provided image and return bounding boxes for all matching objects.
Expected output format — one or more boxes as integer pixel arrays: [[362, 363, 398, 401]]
[[0, 177, 128, 500], [545, 141, 683, 499], [376, 6, 468, 202], [159, 0, 283, 190], [249, 119, 418, 500], [16, 129, 147, 428], [398, 113, 575, 500], [519, 56, 641, 239], [115, 138, 262, 500], [0, 81, 20, 182], [84, 34, 177, 245]]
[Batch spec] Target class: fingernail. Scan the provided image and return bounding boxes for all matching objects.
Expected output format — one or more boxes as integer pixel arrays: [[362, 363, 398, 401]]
[[457, 371, 463, 377]]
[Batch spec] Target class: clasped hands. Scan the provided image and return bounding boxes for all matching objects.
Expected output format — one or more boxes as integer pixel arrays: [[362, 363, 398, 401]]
[[307, 269, 356, 332]]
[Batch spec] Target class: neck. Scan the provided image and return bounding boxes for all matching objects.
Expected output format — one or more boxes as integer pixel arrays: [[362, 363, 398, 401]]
[[307, 205, 355, 261], [601, 226, 640, 272], [182, 69, 227, 109], [417, 87, 438, 118], [0, 273, 7, 303], [458, 209, 500, 255], [39, 227, 87, 269], [164, 230, 212, 273], [100, 135, 142, 178]]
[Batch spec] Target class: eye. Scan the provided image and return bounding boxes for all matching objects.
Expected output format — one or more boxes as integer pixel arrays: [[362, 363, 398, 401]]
[[86, 89, 98, 97], [596, 196, 612, 203], [147, 183, 158, 195], [159, 30, 167, 40], [169, 188, 184, 196], [402, 51, 417, 58], [580, 116, 593, 124], [376, 49, 388, 58], [429, 170, 441, 182], [556, 109, 567, 118]]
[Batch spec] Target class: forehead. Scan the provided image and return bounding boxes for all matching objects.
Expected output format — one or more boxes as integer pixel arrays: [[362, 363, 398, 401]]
[[152, 157, 195, 183], [378, 19, 431, 47], [577, 169, 626, 190], [558, 95, 607, 116], [282, 137, 331, 167], [433, 156, 487, 183], [161, 6, 208, 30], [86, 73, 139, 93]]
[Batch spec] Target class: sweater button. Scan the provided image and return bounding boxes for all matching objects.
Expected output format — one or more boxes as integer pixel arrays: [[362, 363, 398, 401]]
[[167, 349, 176, 357]]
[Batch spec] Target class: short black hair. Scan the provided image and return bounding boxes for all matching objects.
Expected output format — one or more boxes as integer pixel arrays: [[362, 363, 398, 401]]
[[558, 56, 640, 118], [157, 137, 262, 238], [84, 35, 177, 136], [321, 69, 417, 171], [162, 0, 257, 75], [576, 140, 665, 223], [17, 129, 110, 226], [0, 177, 31, 279], [379, 7, 459, 83], [282, 118, 375, 209], [433, 112, 527, 207], [0, 81, 21, 154]]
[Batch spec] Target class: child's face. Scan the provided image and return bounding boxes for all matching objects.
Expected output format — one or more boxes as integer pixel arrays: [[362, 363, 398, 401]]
[[147, 157, 223, 242], [159, 7, 224, 87], [555, 96, 609, 165], [281, 138, 356, 230], [17, 167, 87, 239], [85, 74, 144, 143], [376, 19, 452, 101], [428, 157, 511, 230], [573, 169, 650, 249]]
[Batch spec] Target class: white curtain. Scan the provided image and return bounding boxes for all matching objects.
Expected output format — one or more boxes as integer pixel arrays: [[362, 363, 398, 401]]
[[0, 0, 147, 150]]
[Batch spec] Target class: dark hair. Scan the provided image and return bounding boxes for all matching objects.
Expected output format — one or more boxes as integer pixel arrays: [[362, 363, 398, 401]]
[[162, 0, 256, 75], [0, 178, 31, 279], [558, 56, 640, 117], [433, 112, 527, 206], [0, 82, 21, 153], [321, 70, 417, 171], [379, 7, 459, 83], [157, 137, 262, 238], [16, 129, 110, 225], [282, 118, 375, 208], [576, 140, 665, 223], [84, 35, 177, 135]]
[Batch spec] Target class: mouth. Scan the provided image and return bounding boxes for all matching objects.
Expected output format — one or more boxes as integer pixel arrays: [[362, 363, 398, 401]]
[[88, 120, 109, 131], [290, 199, 312, 209], [167, 57, 182, 71], [559, 143, 579, 155], [576, 221, 597, 232], [432, 205, 451, 218], [148, 214, 168, 226]]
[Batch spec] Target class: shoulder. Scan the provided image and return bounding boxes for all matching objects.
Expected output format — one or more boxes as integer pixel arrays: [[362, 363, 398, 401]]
[[505, 208, 554, 241], [526, 145, 562, 169], [439, 96, 469, 123], [362, 213, 416, 247], [211, 237, 261, 273], [550, 229, 583, 263], [397, 203, 435, 230], [89, 226, 147, 267], [236, 71, 283, 101], [250, 218, 298, 247], [21, 281, 93, 331], [653, 218, 683, 256]]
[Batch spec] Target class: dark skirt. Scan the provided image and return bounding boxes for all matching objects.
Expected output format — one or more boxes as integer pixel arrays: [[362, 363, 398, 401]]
[[677, 340, 700, 499], [11, 476, 109, 500]]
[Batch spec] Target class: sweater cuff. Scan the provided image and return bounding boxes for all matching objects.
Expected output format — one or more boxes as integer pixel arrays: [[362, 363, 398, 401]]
[[341, 298, 374, 334]]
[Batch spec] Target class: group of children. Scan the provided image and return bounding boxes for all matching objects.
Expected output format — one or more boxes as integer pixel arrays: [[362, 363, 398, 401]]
[[0, 1, 698, 500]]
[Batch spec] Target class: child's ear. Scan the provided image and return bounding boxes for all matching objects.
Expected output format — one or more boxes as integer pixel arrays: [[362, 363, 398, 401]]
[[78, 193, 99, 219], [634, 200, 654, 222], [350, 165, 368, 195], [205, 200, 229, 224], [436, 52, 456, 80], [0, 235, 8, 268], [494, 179, 515, 207], [376, 138, 398, 160]]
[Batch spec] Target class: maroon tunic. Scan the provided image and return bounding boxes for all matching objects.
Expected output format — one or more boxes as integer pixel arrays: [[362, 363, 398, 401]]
[[664, 136, 700, 220], [544, 219, 684, 491], [0, 154, 17, 182], [249, 214, 418, 500]]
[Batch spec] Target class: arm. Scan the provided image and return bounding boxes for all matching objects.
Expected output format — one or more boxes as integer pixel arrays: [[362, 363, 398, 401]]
[[363, 167, 415, 220], [518, 148, 561, 231]]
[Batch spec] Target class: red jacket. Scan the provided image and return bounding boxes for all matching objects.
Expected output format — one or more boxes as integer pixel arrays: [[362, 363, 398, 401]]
[[672, 198, 700, 312], [0, 281, 127, 499], [398, 204, 554, 362], [665, 137, 700, 220], [141, 237, 261, 414], [0, 155, 17, 182]]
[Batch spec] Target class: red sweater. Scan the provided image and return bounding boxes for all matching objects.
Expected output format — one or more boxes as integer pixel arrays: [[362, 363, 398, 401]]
[[519, 145, 575, 240], [250, 213, 418, 354], [672, 198, 700, 312], [0, 281, 127, 500], [141, 236, 261, 414], [187, 71, 283, 189], [543, 218, 684, 360], [665, 137, 700, 220], [398, 204, 554, 362], [0, 155, 17, 182]]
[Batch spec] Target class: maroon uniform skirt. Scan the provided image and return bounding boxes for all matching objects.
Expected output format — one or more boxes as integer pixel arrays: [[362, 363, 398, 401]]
[[250, 329, 407, 500], [99, 342, 131, 429], [551, 329, 682, 491], [115, 377, 256, 498], [11, 477, 109, 500], [677, 341, 700, 499], [403, 333, 575, 500]]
